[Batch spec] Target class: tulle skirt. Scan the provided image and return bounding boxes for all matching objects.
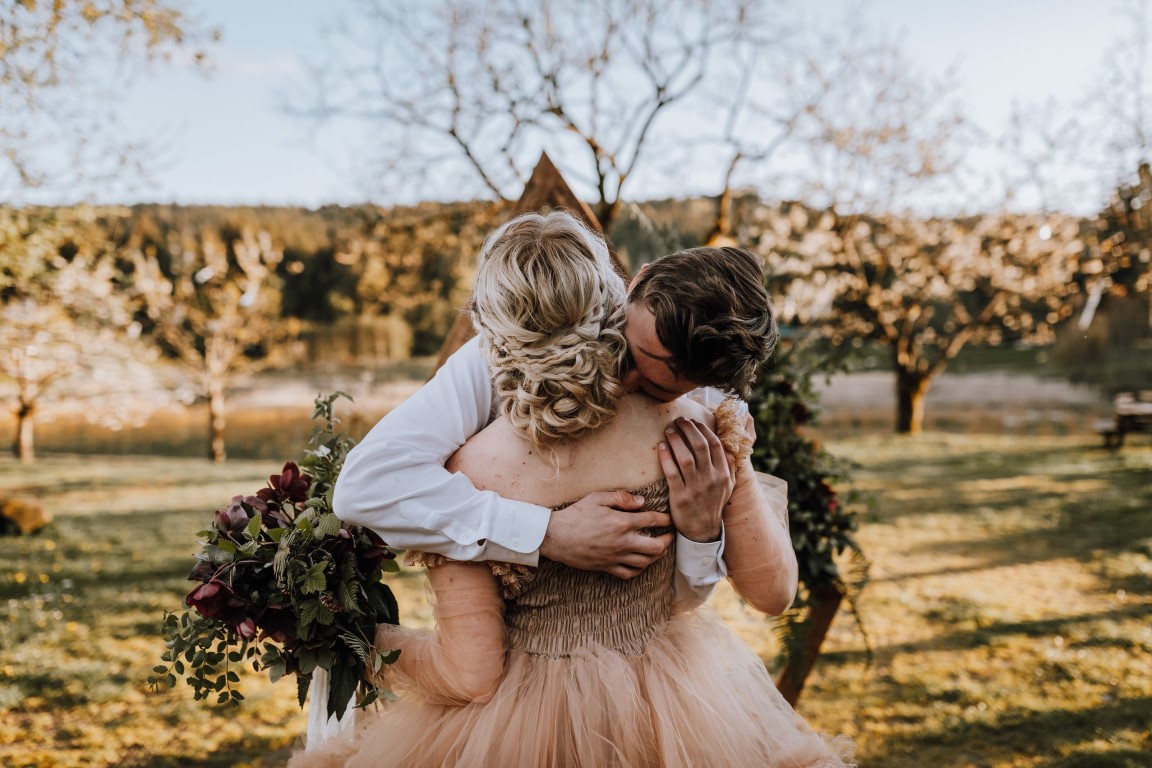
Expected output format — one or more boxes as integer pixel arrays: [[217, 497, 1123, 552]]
[[288, 606, 853, 768]]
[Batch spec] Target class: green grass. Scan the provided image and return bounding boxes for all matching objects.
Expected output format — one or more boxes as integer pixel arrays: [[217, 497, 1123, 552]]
[[1, 435, 1151, 767], [802, 434, 1152, 767]]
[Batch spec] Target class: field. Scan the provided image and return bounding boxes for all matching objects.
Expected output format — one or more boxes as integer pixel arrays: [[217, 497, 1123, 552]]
[[1, 395, 1151, 766]]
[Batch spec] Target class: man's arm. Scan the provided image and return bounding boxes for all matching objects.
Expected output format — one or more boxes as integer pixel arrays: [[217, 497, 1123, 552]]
[[333, 337, 549, 565], [659, 416, 732, 606], [334, 337, 676, 576]]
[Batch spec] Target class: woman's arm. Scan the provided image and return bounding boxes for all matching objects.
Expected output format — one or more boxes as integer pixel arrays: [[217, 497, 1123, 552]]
[[374, 561, 507, 705], [720, 456, 798, 616]]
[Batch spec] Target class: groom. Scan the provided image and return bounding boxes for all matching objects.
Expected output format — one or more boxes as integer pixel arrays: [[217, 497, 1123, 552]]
[[333, 239, 787, 599]]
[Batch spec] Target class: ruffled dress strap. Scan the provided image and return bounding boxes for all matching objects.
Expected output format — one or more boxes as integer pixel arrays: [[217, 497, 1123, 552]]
[[404, 550, 537, 599], [712, 398, 754, 462]]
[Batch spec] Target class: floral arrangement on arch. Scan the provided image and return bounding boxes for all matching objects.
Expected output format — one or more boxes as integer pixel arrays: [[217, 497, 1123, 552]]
[[149, 392, 400, 718], [746, 335, 872, 682]]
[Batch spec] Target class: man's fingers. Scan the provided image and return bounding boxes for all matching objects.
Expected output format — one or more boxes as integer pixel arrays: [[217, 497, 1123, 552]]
[[630, 510, 672, 530], [618, 548, 664, 569], [666, 429, 699, 478], [676, 417, 712, 459], [625, 530, 673, 557], [607, 564, 643, 580], [608, 534, 673, 578], [681, 418, 726, 473], [589, 489, 646, 511], [658, 440, 685, 486], [696, 418, 727, 469]]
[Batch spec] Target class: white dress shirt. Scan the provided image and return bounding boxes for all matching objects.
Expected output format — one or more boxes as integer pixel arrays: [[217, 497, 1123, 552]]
[[332, 337, 728, 601]]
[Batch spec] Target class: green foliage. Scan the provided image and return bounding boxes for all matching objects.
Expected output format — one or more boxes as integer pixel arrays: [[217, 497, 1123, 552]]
[[746, 335, 871, 670], [150, 393, 400, 720]]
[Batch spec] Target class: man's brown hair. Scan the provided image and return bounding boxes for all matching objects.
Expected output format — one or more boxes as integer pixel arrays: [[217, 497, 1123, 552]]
[[628, 246, 777, 398]]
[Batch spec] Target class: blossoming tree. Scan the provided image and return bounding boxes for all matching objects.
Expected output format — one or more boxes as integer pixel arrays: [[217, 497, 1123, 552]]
[[131, 223, 288, 462], [1, 0, 213, 201], [754, 206, 1084, 433], [0, 207, 185, 461]]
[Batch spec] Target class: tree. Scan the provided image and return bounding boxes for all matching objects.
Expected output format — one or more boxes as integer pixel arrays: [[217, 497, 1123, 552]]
[[0, 0, 214, 201], [756, 205, 1083, 433], [1085, 0, 1152, 338], [1096, 0, 1152, 191], [131, 222, 288, 462], [340, 202, 508, 356], [302, 0, 782, 229], [738, 23, 1089, 434], [0, 207, 185, 461]]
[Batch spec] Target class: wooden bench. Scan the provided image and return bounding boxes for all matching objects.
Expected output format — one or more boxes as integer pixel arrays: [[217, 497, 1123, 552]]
[[1094, 419, 1122, 449], [1099, 391, 1152, 447]]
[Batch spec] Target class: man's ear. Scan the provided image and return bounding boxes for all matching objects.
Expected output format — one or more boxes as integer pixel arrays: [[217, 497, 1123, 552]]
[[627, 263, 647, 294]]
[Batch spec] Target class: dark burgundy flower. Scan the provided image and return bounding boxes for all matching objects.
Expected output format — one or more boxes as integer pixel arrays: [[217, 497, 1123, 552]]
[[186, 579, 247, 625], [187, 558, 216, 583], [790, 402, 812, 426], [236, 617, 259, 640], [214, 495, 253, 536], [257, 500, 292, 528], [357, 526, 394, 563], [258, 462, 311, 504], [256, 606, 296, 644]]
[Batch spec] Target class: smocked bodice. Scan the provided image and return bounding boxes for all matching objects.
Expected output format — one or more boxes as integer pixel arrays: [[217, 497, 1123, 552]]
[[503, 477, 674, 658]]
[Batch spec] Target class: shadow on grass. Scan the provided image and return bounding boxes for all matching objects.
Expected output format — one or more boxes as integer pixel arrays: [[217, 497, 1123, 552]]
[[821, 603, 1152, 664], [1039, 749, 1152, 768], [868, 696, 1152, 767], [110, 739, 297, 768], [850, 439, 1102, 485], [917, 494, 1152, 575]]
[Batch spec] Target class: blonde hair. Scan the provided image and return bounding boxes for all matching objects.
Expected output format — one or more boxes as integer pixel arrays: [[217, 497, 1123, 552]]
[[471, 211, 628, 450]]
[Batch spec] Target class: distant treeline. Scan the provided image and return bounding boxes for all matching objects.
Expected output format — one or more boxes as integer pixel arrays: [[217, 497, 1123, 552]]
[[7, 198, 727, 362], [6, 193, 1147, 365]]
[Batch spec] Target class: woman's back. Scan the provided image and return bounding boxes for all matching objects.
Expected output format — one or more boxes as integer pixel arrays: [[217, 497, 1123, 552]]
[[447, 392, 712, 508]]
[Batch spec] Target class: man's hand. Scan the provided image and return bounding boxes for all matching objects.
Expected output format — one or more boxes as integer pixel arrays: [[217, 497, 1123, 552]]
[[659, 417, 735, 543], [539, 490, 673, 579]]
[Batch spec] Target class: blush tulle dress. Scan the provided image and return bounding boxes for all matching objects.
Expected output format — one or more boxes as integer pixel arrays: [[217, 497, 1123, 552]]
[[288, 407, 854, 768]]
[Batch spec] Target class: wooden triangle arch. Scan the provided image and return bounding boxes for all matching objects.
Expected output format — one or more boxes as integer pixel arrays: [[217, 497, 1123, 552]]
[[428, 152, 630, 378]]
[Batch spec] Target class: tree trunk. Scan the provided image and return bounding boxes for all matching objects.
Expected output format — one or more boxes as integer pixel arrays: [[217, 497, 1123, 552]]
[[597, 198, 621, 232], [15, 401, 35, 463], [775, 582, 844, 706], [895, 368, 929, 434], [208, 385, 227, 463]]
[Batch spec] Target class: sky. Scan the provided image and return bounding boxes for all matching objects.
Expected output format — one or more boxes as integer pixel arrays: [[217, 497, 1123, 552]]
[[29, 0, 1126, 212]]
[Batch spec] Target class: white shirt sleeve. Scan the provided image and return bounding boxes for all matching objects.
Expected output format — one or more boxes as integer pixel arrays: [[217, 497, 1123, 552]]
[[333, 347, 734, 592], [332, 337, 550, 566], [672, 532, 727, 610]]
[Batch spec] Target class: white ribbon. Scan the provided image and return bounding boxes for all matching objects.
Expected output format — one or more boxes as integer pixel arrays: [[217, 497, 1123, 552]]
[[305, 668, 356, 750]]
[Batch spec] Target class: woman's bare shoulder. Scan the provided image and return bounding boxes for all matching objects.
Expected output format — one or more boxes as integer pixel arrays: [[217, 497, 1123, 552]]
[[446, 419, 523, 484]]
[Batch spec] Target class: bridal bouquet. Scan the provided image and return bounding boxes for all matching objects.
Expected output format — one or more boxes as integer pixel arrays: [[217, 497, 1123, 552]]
[[149, 392, 400, 718]]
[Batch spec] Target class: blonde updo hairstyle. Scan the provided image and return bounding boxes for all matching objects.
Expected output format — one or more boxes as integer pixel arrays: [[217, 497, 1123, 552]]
[[471, 210, 629, 451]]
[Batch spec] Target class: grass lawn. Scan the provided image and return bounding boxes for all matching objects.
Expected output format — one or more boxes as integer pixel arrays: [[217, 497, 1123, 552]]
[[1, 434, 1150, 767]]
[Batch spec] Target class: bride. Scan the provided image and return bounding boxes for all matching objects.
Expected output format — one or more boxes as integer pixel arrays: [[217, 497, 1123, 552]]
[[289, 211, 853, 767]]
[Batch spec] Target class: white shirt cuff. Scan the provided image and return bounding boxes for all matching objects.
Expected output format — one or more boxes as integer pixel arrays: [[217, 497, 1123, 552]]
[[474, 499, 550, 567], [675, 526, 727, 588]]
